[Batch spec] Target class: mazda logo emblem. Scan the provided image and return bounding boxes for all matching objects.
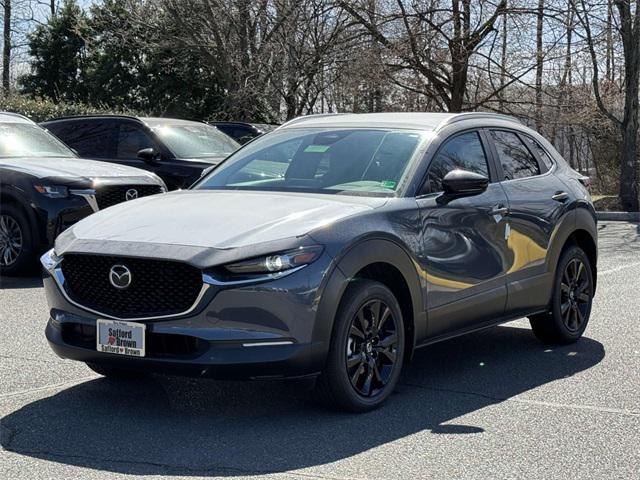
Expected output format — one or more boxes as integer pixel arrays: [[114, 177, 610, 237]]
[[125, 189, 138, 201], [109, 264, 132, 289]]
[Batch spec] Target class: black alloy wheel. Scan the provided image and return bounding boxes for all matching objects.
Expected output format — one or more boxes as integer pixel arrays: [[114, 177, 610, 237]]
[[529, 245, 593, 344], [346, 299, 399, 397], [560, 257, 591, 332], [316, 279, 405, 412]]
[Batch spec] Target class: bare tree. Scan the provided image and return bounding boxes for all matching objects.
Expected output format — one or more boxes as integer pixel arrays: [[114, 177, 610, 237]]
[[338, 0, 508, 112], [535, 0, 545, 130], [574, 0, 640, 211], [2, 0, 10, 94]]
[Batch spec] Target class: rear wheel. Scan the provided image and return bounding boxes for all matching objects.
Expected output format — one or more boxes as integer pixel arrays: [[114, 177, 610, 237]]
[[529, 245, 594, 344], [316, 279, 405, 412], [86, 363, 147, 380], [0, 204, 33, 275]]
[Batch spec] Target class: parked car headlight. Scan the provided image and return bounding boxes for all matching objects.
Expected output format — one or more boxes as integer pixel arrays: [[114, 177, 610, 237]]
[[225, 246, 323, 274], [34, 184, 69, 198]]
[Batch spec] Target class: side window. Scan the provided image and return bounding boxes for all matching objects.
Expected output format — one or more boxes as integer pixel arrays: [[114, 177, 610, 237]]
[[423, 131, 489, 194], [117, 124, 156, 159], [490, 130, 540, 180], [525, 135, 555, 170], [48, 121, 117, 158]]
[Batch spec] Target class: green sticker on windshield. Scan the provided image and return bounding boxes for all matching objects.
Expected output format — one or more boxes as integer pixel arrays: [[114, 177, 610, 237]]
[[304, 144, 330, 153], [380, 180, 397, 189]]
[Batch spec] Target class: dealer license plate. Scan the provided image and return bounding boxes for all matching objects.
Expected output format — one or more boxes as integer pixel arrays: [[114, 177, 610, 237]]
[[96, 319, 146, 357]]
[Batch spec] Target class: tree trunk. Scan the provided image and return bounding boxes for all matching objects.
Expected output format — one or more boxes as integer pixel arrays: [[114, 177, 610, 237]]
[[2, 0, 10, 95], [619, 94, 640, 211], [615, 0, 640, 211], [535, 0, 544, 131], [499, 6, 507, 111]]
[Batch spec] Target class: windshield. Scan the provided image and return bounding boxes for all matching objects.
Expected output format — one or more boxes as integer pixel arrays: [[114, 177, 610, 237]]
[[0, 123, 75, 158], [195, 128, 425, 196], [150, 123, 239, 159]]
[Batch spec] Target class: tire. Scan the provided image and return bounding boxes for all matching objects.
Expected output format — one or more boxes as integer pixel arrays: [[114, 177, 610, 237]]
[[316, 279, 405, 412], [0, 204, 33, 276], [529, 245, 594, 344], [86, 363, 147, 380]]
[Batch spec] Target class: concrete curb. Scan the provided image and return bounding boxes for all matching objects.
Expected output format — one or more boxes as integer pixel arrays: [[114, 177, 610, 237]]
[[596, 211, 640, 221]]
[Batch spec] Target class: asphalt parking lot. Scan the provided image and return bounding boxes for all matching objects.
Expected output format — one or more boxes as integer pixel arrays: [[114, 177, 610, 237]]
[[1, 221, 639, 480]]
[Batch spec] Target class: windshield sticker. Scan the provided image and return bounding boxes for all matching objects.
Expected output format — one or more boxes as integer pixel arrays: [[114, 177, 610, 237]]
[[304, 145, 331, 153], [380, 180, 397, 189]]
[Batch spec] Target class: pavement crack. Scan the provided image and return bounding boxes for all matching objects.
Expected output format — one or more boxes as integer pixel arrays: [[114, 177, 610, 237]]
[[0, 354, 61, 365], [0, 376, 95, 399], [401, 382, 640, 417]]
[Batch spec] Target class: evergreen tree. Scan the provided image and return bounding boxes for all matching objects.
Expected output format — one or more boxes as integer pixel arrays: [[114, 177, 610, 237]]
[[19, 0, 90, 103]]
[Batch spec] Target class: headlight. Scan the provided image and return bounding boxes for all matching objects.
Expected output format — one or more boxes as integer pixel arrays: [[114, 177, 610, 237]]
[[34, 184, 69, 198], [225, 246, 323, 274]]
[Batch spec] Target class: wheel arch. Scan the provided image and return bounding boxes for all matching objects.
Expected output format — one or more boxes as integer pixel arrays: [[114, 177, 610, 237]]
[[0, 186, 40, 245], [546, 207, 598, 295], [314, 238, 425, 365]]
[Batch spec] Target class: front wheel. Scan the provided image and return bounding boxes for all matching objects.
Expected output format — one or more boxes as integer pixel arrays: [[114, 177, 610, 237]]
[[0, 205, 33, 276], [316, 279, 405, 412], [529, 245, 594, 344]]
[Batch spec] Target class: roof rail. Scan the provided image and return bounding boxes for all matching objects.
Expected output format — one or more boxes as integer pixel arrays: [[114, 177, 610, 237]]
[[279, 113, 348, 129], [42, 113, 140, 123], [440, 112, 522, 128]]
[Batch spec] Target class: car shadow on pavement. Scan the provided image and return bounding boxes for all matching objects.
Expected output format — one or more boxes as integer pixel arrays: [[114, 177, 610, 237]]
[[0, 275, 43, 290], [1, 324, 605, 476]]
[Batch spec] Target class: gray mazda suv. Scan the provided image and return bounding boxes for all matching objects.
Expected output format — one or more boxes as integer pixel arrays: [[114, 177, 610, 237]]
[[41, 112, 597, 411]]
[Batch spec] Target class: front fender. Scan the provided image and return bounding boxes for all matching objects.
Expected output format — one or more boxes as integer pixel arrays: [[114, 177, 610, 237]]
[[313, 237, 426, 364]]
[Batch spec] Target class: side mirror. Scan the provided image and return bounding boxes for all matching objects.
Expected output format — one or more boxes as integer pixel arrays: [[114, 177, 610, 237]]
[[137, 148, 160, 164], [441, 169, 489, 198]]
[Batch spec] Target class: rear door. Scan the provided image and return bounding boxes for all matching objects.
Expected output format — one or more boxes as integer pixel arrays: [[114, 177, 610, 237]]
[[416, 130, 511, 338], [487, 129, 570, 313]]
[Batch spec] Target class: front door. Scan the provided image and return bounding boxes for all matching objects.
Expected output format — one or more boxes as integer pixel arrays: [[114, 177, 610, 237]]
[[416, 130, 511, 338]]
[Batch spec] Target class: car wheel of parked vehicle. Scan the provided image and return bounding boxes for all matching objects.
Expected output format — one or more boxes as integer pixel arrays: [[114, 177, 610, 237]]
[[529, 245, 594, 344], [316, 279, 405, 412], [86, 363, 147, 380], [0, 204, 32, 275]]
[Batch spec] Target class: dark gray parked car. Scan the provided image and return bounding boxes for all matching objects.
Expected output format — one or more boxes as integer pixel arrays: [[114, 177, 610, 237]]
[[41, 112, 597, 411]]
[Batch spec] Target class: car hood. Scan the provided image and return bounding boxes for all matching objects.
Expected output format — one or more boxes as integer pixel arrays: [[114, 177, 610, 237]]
[[0, 156, 160, 181], [56, 190, 387, 265]]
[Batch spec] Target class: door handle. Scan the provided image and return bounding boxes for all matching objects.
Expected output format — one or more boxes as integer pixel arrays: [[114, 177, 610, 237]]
[[552, 191, 569, 202], [489, 205, 509, 216]]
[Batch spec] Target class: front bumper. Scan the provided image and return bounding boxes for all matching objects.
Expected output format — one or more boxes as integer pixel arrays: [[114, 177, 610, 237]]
[[42, 253, 336, 379]]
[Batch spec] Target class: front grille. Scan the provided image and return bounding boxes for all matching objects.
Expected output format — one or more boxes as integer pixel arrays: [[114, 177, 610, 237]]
[[60, 254, 203, 318], [61, 323, 204, 357], [95, 185, 163, 209]]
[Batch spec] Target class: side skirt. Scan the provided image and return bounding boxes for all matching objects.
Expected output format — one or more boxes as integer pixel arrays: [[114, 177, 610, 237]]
[[413, 308, 548, 351]]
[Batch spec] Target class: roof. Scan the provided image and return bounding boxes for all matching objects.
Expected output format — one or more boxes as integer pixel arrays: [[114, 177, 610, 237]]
[[41, 114, 207, 126], [279, 112, 521, 131], [140, 117, 207, 127], [0, 112, 34, 124]]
